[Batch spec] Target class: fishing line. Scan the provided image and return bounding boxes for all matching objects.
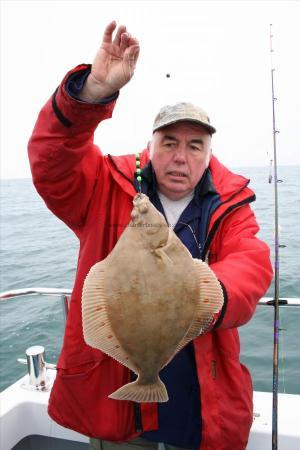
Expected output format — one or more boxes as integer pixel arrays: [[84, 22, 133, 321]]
[[178, 221, 202, 258]]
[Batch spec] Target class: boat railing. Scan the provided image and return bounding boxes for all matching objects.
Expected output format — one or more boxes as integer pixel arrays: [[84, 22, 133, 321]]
[[1, 287, 299, 392], [0, 288, 72, 323], [0, 287, 299, 324]]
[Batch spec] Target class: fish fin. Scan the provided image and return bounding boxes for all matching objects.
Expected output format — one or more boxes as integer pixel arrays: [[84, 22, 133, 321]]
[[188, 258, 224, 336], [108, 376, 168, 403], [82, 260, 137, 374], [164, 259, 224, 363]]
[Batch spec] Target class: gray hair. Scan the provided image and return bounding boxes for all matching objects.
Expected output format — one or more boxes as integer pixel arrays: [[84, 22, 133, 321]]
[[149, 130, 212, 159]]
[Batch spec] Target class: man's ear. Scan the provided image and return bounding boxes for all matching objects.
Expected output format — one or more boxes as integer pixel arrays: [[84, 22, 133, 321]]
[[206, 147, 212, 166], [147, 140, 153, 158]]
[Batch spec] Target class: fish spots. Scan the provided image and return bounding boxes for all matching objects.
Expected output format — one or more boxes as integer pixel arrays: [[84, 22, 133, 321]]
[[81, 194, 224, 403]]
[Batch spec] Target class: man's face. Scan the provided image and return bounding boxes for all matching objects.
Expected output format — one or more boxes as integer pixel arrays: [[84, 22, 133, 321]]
[[150, 121, 212, 200]]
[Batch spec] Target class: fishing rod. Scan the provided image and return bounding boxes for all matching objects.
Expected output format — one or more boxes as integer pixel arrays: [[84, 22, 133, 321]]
[[269, 23, 280, 450]]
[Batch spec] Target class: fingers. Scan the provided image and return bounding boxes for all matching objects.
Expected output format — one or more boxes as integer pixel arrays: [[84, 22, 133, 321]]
[[124, 44, 140, 79], [128, 35, 139, 48], [102, 21, 117, 44], [113, 24, 127, 46], [119, 32, 130, 53], [103, 21, 139, 53], [120, 32, 139, 54], [127, 44, 140, 64]]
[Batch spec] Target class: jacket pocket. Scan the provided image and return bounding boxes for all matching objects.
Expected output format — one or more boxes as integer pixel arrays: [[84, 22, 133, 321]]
[[57, 358, 105, 378], [48, 355, 135, 440]]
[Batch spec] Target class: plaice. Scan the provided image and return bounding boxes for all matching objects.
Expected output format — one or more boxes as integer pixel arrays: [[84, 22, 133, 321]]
[[82, 193, 223, 403]]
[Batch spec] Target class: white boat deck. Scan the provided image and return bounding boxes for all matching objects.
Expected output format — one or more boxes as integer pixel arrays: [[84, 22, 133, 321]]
[[1, 370, 299, 450]]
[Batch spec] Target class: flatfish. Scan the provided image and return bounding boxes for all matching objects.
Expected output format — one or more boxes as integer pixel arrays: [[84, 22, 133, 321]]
[[82, 193, 223, 403]]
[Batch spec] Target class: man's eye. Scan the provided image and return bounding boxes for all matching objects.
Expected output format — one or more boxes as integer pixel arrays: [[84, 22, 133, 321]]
[[190, 145, 201, 151], [165, 142, 175, 147]]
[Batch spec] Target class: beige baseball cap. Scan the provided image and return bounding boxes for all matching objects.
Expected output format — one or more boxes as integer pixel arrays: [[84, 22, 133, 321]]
[[152, 102, 216, 135]]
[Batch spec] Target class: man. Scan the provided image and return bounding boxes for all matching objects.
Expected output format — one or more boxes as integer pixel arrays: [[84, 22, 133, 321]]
[[28, 21, 273, 450]]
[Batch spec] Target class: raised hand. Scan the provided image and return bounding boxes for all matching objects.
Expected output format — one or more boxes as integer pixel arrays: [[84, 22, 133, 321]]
[[79, 21, 140, 102]]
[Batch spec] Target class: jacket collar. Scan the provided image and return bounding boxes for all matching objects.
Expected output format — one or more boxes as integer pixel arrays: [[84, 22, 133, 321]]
[[209, 155, 253, 201], [106, 150, 254, 203]]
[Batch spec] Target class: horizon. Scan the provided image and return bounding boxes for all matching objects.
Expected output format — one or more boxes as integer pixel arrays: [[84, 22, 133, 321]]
[[1, 163, 299, 181]]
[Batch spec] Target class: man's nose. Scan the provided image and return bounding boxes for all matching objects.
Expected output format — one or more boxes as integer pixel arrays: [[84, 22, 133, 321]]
[[173, 145, 187, 164]]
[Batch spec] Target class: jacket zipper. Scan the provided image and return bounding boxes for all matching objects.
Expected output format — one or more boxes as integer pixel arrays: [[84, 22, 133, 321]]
[[202, 194, 256, 260], [133, 402, 143, 432], [130, 371, 143, 432], [211, 360, 217, 379]]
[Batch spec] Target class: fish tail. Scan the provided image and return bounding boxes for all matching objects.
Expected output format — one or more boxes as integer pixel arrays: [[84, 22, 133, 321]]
[[108, 377, 168, 403]]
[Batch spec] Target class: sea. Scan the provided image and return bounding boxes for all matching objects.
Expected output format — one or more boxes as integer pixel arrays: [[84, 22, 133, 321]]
[[1, 166, 299, 394]]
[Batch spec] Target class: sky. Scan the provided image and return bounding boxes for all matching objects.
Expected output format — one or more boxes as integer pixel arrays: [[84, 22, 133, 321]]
[[1, 0, 300, 178]]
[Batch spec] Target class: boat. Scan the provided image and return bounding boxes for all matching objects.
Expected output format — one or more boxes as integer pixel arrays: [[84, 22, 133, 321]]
[[0, 288, 299, 450], [1, 17, 298, 449]]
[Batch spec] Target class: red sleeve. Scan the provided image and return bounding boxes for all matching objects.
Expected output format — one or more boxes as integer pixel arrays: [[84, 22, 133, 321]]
[[209, 204, 273, 329], [28, 65, 118, 235]]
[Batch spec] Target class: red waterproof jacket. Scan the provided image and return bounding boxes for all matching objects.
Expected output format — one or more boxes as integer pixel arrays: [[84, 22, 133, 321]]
[[28, 65, 273, 450]]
